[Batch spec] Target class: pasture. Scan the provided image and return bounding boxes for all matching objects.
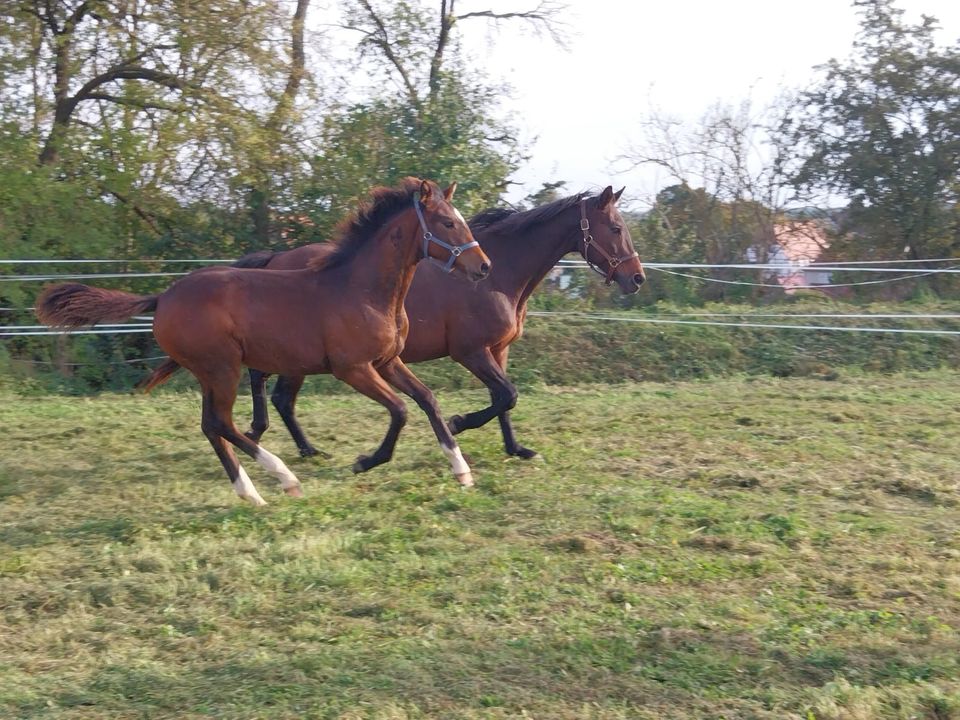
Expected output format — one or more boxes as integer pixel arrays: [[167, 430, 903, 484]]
[[1, 372, 959, 719]]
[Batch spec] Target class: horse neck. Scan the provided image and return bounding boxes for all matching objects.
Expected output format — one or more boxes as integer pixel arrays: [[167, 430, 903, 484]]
[[342, 213, 421, 313], [484, 207, 580, 307]]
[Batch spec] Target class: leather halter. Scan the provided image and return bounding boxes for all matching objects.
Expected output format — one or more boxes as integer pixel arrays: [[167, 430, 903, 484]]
[[414, 192, 479, 273], [579, 198, 640, 285]]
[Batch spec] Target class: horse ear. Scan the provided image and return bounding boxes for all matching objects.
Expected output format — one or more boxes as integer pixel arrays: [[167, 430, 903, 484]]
[[614, 186, 625, 202], [419, 179, 433, 203], [443, 182, 457, 202], [597, 186, 614, 209]]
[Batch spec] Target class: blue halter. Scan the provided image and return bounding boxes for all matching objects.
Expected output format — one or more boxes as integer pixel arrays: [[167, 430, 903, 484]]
[[413, 192, 479, 273]]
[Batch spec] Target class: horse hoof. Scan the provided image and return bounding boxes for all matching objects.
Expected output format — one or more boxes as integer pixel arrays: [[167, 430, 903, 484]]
[[447, 415, 464, 435], [300, 445, 330, 459], [352, 455, 372, 474], [512, 447, 539, 460], [456, 471, 474, 488], [244, 430, 262, 444], [284, 484, 304, 498]]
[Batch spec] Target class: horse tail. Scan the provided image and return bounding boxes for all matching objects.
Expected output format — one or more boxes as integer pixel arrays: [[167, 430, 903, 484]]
[[233, 250, 277, 269], [136, 357, 182, 393], [35, 283, 159, 328]]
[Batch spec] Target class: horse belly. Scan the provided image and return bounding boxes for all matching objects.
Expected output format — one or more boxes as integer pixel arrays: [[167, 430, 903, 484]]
[[242, 331, 331, 376], [399, 317, 447, 362]]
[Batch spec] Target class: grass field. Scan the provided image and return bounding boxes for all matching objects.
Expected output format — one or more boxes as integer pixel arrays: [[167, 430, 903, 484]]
[[1, 372, 959, 719]]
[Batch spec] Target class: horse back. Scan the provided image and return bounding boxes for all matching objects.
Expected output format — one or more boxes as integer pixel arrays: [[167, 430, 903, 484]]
[[265, 243, 335, 271]]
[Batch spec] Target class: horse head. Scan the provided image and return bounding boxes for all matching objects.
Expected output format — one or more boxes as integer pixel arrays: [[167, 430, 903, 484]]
[[579, 186, 645, 294], [416, 180, 491, 282]]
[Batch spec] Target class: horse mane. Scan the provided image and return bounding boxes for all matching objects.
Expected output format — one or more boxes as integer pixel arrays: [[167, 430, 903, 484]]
[[468, 192, 591, 236], [469, 207, 516, 231], [309, 176, 426, 272], [233, 250, 277, 269]]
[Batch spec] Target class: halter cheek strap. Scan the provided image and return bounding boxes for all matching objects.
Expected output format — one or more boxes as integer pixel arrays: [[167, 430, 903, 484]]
[[414, 193, 480, 273], [579, 198, 641, 285]]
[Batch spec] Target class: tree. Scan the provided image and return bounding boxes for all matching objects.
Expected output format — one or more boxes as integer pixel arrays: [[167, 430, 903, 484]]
[[338, 0, 565, 111], [291, 1, 566, 238], [621, 99, 801, 300], [300, 75, 521, 241], [784, 0, 960, 265], [0, 0, 301, 244]]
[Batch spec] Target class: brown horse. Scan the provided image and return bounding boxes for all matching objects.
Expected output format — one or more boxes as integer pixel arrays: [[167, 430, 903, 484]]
[[234, 185, 644, 460], [36, 178, 491, 505]]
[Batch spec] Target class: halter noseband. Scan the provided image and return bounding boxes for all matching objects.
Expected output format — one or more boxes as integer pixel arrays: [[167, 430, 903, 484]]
[[578, 198, 640, 285], [414, 192, 479, 273]]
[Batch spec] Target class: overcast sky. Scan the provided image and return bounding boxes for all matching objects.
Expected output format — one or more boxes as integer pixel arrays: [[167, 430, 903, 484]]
[[456, 0, 960, 206]]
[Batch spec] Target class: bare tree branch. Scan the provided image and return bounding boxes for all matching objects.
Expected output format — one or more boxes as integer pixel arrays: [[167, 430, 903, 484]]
[[83, 92, 184, 112], [456, 1, 569, 45], [356, 0, 421, 108]]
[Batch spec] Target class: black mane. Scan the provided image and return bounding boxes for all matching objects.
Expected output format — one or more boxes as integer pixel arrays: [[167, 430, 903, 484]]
[[311, 177, 425, 271], [468, 192, 591, 235]]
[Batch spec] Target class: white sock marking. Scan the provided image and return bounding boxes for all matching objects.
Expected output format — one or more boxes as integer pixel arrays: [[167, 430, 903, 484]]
[[442, 444, 473, 486], [442, 445, 470, 475], [233, 465, 267, 506], [255, 447, 301, 490]]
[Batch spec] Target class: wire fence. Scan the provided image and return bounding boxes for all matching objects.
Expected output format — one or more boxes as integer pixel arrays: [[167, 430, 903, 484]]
[[5, 310, 960, 340], [4, 258, 960, 368], [3, 257, 958, 292]]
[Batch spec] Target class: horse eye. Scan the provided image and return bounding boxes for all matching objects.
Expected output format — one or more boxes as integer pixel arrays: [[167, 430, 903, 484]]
[[612, 226, 623, 234], [443, 220, 455, 228]]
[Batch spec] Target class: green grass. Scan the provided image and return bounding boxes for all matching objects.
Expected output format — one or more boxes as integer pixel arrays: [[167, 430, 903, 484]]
[[1, 373, 960, 718]]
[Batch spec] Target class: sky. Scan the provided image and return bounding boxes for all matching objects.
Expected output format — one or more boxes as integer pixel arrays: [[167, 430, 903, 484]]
[[454, 0, 960, 206]]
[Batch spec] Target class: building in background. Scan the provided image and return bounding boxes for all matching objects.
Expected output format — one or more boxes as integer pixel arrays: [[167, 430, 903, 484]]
[[749, 221, 832, 293]]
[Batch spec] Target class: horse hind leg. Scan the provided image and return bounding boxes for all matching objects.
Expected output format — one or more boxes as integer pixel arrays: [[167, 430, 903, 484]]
[[202, 389, 268, 506], [245, 368, 271, 443], [272, 374, 331, 459], [221, 417, 304, 499], [491, 346, 538, 459], [203, 383, 303, 503], [446, 348, 537, 459]]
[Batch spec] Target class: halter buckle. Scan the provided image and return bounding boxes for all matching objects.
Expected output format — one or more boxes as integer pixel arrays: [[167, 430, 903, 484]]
[[580, 218, 590, 232]]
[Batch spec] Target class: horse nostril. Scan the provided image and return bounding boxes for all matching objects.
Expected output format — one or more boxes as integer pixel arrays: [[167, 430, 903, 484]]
[[479, 262, 491, 276], [634, 273, 646, 287]]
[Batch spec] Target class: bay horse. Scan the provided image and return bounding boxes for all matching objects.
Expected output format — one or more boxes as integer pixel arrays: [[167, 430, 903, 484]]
[[234, 185, 644, 460], [36, 178, 491, 506]]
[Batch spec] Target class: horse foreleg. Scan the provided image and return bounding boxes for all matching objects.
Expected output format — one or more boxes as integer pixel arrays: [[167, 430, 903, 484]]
[[333, 363, 407, 473], [272, 375, 330, 459], [378, 358, 474, 487]]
